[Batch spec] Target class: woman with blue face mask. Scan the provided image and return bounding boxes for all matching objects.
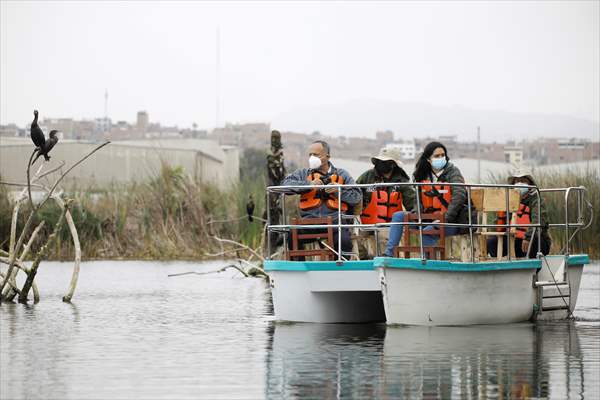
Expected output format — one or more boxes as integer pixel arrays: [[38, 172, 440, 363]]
[[384, 141, 469, 257], [487, 169, 552, 258]]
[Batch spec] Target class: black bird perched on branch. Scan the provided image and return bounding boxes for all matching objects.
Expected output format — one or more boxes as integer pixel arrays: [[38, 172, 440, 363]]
[[30, 110, 45, 149], [34, 130, 59, 164], [246, 195, 255, 222], [30, 110, 59, 164]]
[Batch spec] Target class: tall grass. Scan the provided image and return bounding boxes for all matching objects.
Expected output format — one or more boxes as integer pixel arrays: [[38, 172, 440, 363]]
[[0, 159, 267, 260], [488, 166, 599, 258]]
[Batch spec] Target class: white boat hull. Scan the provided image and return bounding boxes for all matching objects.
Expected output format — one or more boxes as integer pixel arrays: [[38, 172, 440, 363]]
[[379, 265, 537, 326], [266, 261, 385, 323]]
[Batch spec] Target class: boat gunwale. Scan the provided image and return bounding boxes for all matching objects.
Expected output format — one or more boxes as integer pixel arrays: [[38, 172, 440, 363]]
[[264, 254, 589, 272]]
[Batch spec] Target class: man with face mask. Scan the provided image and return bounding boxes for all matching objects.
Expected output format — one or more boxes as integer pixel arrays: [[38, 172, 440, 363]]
[[488, 167, 552, 258], [281, 140, 362, 257], [355, 148, 415, 257]]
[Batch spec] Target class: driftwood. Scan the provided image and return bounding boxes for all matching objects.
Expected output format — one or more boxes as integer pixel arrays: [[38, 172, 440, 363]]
[[168, 264, 249, 278], [0, 141, 110, 303], [210, 235, 265, 262], [173, 234, 269, 280]]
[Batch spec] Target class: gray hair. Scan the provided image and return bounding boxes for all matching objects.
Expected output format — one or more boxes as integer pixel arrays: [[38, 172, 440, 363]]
[[312, 140, 330, 156]]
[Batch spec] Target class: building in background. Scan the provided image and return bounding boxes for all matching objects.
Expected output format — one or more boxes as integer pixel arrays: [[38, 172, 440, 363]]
[[0, 138, 239, 190], [503, 145, 523, 165], [136, 111, 149, 133]]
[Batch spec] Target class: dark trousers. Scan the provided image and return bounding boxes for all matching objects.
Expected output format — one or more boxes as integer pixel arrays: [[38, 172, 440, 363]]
[[487, 236, 551, 259], [287, 227, 352, 258]]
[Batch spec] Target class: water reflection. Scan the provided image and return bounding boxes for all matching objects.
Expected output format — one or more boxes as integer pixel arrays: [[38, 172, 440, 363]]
[[1, 261, 598, 399], [266, 321, 596, 399]]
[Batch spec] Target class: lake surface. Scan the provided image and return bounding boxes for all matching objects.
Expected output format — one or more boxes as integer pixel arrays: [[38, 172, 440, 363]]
[[1, 260, 599, 399]]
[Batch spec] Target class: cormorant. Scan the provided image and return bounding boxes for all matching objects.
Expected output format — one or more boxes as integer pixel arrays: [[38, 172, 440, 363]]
[[32, 131, 59, 164], [30, 110, 59, 164], [246, 195, 255, 222], [30, 110, 45, 149]]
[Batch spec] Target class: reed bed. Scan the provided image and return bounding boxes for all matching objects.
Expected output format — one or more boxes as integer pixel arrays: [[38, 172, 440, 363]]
[[1, 159, 266, 260]]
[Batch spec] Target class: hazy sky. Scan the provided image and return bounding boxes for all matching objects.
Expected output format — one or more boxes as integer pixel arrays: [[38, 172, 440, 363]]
[[1, 1, 598, 132]]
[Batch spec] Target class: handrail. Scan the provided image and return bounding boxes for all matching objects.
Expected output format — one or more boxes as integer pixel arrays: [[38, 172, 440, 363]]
[[266, 182, 590, 262]]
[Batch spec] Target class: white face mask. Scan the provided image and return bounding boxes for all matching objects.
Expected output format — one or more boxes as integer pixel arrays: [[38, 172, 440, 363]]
[[309, 155, 322, 170]]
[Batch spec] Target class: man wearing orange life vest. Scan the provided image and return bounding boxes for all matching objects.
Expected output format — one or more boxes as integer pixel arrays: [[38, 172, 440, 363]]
[[281, 140, 362, 255], [487, 168, 552, 258], [384, 141, 469, 257]]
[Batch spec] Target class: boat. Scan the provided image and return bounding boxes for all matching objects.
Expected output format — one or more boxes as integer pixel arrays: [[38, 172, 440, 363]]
[[264, 182, 592, 325]]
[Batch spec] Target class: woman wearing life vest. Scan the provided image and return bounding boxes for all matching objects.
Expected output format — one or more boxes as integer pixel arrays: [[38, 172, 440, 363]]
[[384, 141, 469, 257], [487, 168, 552, 258], [356, 147, 415, 257]]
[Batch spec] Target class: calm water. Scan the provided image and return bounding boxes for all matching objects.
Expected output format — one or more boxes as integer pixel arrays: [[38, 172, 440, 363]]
[[1, 260, 599, 399]]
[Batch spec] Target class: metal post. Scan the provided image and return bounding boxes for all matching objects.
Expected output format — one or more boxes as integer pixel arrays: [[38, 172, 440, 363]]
[[564, 188, 571, 257], [505, 187, 511, 261], [467, 186, 475, 262], [337, 186, 342, 262], [564, 188, 571, 282], [266, 190, 271, 260], [477, 126, 481, 184], [577, 189, 583, 252], [281, 192, 287, 252], [414, 184, 425, 263], [536, 188, 541, 257]]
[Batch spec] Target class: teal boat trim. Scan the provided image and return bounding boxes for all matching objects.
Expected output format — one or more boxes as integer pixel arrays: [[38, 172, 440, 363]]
[[264, 260, 375, 272], [563, 254, 590, 265], [373, 257, 541, 272], [264, 254, 589, 273]]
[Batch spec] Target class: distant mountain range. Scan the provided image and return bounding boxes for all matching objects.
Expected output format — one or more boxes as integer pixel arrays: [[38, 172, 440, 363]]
[[272, 100, 600, 142]]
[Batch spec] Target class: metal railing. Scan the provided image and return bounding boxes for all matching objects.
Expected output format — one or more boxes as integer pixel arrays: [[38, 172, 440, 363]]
[[266, 182, 591, 264]]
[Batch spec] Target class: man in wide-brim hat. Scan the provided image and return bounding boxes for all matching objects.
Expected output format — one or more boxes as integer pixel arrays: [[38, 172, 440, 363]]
[[488, 166, 552, 258], [356, 147, 415, 258]]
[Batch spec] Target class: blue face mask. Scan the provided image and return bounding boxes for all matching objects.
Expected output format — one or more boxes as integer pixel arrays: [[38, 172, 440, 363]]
[[431, 158, 447, 170]]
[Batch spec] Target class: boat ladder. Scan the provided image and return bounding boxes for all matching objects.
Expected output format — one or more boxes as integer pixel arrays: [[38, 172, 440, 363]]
[[534, 258, 572, 315]]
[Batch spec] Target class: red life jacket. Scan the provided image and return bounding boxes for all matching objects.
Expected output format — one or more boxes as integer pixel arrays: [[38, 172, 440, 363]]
[[361, 189, 403, 224], [299, 172, 349, 212], [496, 204, 531, 239], [419, 180, 452, 213]]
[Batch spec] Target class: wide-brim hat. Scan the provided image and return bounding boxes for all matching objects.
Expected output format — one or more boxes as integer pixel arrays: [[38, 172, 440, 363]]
[[508, 166, 537, 186], [371, 147, 404, 169]]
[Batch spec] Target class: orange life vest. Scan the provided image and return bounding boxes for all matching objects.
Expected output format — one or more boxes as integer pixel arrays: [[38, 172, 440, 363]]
[[299, 172, 349, 212], [496, 204, 531, 239], [419, 180, 452, 213], [361, 189, 403, 224]]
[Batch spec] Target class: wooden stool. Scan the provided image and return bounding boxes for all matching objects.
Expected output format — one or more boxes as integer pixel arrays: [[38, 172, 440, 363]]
[[445, 234, 482, 262], [288, 217, 335, 261]]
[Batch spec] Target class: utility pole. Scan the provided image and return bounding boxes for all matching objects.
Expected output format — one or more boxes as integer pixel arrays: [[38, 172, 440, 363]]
[[104, 89, 108, 121], [477, 126, 481, 183], [215, 26, 221, 129]]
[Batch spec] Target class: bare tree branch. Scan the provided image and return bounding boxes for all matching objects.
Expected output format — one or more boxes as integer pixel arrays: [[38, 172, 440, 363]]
[[37, 161, 66, 180], [211, 235, 264, 261], [168, 264, 249, 278], [18, 201, 69, 303], [54, 196, 81, 303], [0, 181, 46, 189], [0, 141, 110, 301], [19, 221, 45, 262]]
